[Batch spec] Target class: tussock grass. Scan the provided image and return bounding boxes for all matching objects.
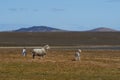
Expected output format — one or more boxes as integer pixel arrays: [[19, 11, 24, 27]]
[[0, 48, 120, 80]]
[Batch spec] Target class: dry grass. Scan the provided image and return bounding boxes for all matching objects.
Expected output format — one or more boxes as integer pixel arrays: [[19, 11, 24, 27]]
[[0, 48, 120, 80]]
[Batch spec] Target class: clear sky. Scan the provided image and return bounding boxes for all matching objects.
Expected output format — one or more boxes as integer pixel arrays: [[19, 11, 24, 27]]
[[0, 0, 120, 31]]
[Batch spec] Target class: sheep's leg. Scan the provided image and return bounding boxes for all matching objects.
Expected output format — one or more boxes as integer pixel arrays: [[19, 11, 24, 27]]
[[40, 55, 44, 59], [32, 52, 35, 59]]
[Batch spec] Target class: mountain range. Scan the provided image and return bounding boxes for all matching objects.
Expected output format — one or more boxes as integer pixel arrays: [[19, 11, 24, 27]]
[[87, 27, 118, 32], [12, 26, 118, 32], [13, 26, 66, 32], [0, 25, 117, 32]]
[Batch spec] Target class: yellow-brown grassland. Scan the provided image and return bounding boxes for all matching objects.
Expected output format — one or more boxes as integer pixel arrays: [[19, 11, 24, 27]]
[[0, 48, 120, 80], [0, 32, 120, 80]]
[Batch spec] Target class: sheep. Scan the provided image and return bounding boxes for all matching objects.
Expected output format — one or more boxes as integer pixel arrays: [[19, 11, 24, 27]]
[[32, 45, 50, 59], [75, 49, 81, 61]]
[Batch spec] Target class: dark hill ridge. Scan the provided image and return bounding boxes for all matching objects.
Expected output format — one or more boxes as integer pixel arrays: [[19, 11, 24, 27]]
[[12, 26, 119, 32], [88, 27, 118, 32], [13, 26, 66, 32]]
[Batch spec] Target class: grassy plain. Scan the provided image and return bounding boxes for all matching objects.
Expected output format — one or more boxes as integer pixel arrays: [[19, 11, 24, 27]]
[[0, 48, 120, 80], [0, 32, 120, 80], [0, 32, 120, 46]]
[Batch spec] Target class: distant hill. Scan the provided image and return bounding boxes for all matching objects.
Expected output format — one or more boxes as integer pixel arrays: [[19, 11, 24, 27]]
[[88, 27, 118, 32], [13, 26, 66, 32]]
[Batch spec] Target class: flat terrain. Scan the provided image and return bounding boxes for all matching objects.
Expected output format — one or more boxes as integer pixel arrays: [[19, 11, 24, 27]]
[[0, 32, 120, 80], [0, 48, 120, 80], [0, 32, 120, 46]]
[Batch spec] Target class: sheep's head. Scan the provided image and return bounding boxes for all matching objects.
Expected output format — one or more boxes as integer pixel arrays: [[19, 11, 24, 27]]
[[44, 45, 50, 50], [78, 49, 81, 53]]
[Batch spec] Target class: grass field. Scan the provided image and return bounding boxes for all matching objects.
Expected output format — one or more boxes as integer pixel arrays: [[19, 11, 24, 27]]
[[0, 32, 120, 80], [0, 32, 120, 46], [0, 48, 120, 80]]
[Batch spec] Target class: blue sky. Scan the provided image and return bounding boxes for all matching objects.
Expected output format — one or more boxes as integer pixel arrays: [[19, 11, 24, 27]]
[[0, 0, 120, 31]]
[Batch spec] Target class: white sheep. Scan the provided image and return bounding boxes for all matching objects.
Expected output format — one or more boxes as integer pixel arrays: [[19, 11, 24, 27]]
[[32, 45, 50, 59], [75, 49, 81, 61]]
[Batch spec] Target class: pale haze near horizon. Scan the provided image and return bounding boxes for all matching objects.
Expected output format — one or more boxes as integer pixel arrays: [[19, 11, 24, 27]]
[[0, 0, 120, 31]]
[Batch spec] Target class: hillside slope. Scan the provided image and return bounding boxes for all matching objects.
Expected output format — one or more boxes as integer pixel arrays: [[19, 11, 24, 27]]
[[88, 27, 118, 32], [13, 26, 66, 32]]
